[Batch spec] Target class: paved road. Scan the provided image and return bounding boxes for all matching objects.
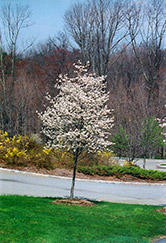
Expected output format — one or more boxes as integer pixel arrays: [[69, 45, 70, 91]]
[[0, 168, 166, 205]]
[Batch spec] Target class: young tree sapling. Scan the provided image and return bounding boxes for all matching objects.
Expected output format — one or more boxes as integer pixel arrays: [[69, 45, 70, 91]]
[[38, 62, 114, 199]]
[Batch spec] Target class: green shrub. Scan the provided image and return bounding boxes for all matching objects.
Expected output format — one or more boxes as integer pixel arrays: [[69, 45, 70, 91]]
[[77, 165, 166, 181], [112, 126, 129, 157]]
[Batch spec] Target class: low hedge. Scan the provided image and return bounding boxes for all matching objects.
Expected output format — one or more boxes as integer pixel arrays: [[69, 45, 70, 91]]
[[77, 165, 166, 181]]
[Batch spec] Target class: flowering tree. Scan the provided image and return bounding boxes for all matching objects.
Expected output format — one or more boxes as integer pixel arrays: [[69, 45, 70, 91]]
[[157, 117, 166, 142], [38, 62, 114, 199], [157, 112, 166, 157]]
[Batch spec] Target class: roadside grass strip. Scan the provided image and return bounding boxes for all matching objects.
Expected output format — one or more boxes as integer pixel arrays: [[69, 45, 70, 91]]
[[0, 195, 166, 243]]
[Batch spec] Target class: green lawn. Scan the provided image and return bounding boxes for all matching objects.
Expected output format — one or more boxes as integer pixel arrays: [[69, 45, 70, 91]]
[[0, 196, 165, 243]]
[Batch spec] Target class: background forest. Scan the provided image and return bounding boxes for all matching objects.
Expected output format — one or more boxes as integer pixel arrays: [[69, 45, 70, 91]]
[[0, 0, 166, 160]]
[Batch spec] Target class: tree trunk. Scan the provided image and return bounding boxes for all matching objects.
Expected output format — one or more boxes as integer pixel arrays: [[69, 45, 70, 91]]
[[70, 149, 79, 199], [162, 146, 166, 158], [143, 155, 146, 169]]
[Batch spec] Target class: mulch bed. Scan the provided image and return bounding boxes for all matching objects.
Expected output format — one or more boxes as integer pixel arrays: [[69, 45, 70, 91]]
[[51, 199, 95, 207], [156, 207, 166, 215]]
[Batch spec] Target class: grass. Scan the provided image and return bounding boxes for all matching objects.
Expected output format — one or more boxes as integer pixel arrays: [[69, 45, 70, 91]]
[[0, 196, 166, 243], [160, 164, 166, 166]]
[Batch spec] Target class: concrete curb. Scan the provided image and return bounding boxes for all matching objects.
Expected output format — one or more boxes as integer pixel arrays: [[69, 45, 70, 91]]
[[1, 167, 166, 186], [157, 164, 166, 169]]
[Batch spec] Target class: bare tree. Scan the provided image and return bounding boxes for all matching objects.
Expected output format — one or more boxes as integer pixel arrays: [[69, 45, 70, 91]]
[[127, 0, 166, 106], [0, 3, 33, 80], [0, 3, 34, 134], [64, 0, 128, 77], [52, 31, 70, 50], [109, 78, 150, 161]]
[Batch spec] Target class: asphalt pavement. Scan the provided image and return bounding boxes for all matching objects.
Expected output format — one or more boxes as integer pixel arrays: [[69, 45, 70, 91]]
[[0, 167, 166, 205], [154, 239, 166, 243]]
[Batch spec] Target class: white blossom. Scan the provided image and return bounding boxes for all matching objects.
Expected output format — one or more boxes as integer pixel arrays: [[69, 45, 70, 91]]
[[157, 116, 166, 142], [38, 62, 114, 153]]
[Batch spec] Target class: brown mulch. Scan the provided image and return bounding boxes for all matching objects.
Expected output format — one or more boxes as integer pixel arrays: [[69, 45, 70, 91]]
[[156, 207, 166, 215], [0, 163, 166, 183], [51, 199, 95, 207]]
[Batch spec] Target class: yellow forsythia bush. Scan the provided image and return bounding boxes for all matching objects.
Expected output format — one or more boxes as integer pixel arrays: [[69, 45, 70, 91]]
[[0, 131, 55, 168], [53, 149, 74, 169], [123, 160, 134, 167], [96, 150, 118, 166], [0, 130, 118, 169], [0, 131, 29, 165], [31, 147, 55, 169]]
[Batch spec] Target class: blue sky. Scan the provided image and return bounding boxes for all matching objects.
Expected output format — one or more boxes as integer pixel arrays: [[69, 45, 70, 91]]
[[0, 0, 82, 46]]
